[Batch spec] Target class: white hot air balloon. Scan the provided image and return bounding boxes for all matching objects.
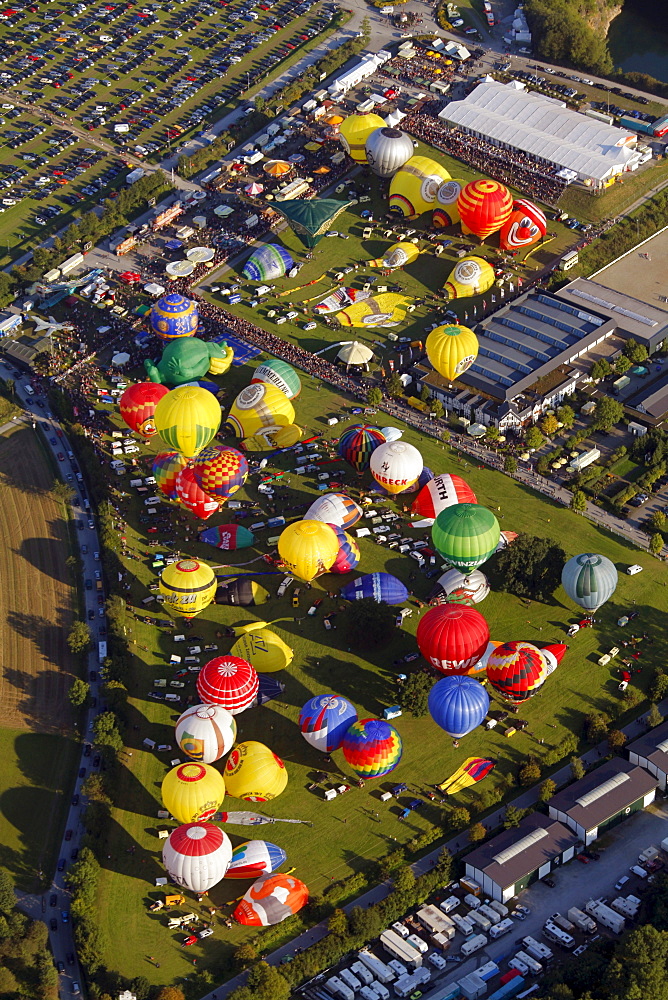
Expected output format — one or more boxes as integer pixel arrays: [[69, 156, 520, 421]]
[[304, 493, 362, 531], [365, 127, 415, 178], [380, 426, 403, 442], [369, 440, 423, 495], [175, 704, 237, 763], [162, 822, 233, 893]]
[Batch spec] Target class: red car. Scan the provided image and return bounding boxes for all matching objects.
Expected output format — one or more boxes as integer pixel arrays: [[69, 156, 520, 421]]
[[182, 935, 197, 947], [57, 452, 65, 461], [576, 853, 591, 864]]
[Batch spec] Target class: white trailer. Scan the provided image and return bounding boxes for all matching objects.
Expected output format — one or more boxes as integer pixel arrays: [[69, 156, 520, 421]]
[[468, 909, 492, 933], [350, 962, 374, 986], [380, 930, 422, 968], [611, 896, 640, 919], [585, 899, 625, 935], [478, 903, 501, 925], [392, 967, 430, 998], [357, 951, 395, 985], [460, 934, 487, 957], [488, 900, 509, 919], [339, 968, 362, 993], [326, 976, 355, 1000], [450, 912, 474, 936], [515, 951, 543, 975], [489, 918, 513, 940], [567, 907, 597, 934], [522, 936, 553, 962]]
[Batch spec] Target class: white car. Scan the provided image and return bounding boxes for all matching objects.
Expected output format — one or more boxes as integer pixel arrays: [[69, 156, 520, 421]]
[[303, 322, 316, 331], [286, 311, 298, 320], [277, 576, 293, 597]]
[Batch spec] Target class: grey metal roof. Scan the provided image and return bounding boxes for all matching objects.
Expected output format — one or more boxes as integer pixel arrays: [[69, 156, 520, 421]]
[[628, 720, 668, 775], [466, 813, 578, 889], [548, 759, 657, 831]]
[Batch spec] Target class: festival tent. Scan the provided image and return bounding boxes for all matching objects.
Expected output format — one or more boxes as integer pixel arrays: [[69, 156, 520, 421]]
[[272, 198, 351, 248], [337, 342, 374, 367]]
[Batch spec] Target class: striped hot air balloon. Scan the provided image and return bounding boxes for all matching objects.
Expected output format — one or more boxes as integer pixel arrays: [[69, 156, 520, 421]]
[[197, 656, 259, 715], [457, 179, 513, 241], [225, 840, 287, 879], [342, 718, 403, 779], [486, 641, 548, 703], [337, 424, 386, 473]]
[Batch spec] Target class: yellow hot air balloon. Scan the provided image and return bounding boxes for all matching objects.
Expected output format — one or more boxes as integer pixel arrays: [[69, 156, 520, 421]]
[[241, 423, 302, 452], [426, 324, 479, 381], [154, 385, 221, 459], [224, 741, 288, 802], [388, 155, 451, 217], [231, 628, 294, 673], [278, 520, 339, 582], [444, 256, 495, 300], [339, 113, 385, 163], [433, 179, 465, 228], [226, 383, 295, 440], [161, 762, 226, 823], [159, 558, 217, 618], [368, 241, 420, 269]]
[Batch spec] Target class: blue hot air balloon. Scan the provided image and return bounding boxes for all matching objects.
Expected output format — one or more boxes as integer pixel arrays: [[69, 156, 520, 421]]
[[340, 573, 408, 605], [150, 293, 199, 341], [299, 694, 358, 753], [428, 675, 490, 738], [225, 840, 287, 879], [242, 244, 294, 282]]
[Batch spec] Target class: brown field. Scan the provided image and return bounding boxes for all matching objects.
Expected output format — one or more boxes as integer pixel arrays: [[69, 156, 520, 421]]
[[0, 425, 75, 732]]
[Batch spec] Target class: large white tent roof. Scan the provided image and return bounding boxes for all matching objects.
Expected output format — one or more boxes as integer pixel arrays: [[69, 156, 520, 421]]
[[439, 81, 641, 182]]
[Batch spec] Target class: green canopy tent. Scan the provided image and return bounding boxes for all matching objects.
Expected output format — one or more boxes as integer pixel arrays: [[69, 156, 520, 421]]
[[273, 197, 352, 249]]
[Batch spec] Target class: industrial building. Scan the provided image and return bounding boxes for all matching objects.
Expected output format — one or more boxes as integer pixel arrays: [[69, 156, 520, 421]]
[[627, 720, 668, 791], [464, 812, 579, 903], [438, 81, 643, 185], [548, 758, 658, 845]]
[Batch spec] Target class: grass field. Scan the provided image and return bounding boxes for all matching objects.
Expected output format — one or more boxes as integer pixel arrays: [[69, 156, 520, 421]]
[[559, 157, 668, 222], [90, 359, 665, 986]]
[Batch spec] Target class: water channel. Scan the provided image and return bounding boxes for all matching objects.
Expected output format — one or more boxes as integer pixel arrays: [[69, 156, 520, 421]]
[[608, 5, 668, 83]]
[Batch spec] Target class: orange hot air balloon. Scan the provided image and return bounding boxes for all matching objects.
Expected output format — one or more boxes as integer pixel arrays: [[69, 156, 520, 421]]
[[499, 198, 547, 251], [120, 382, 169, 437], [457, 179, 513, 241]]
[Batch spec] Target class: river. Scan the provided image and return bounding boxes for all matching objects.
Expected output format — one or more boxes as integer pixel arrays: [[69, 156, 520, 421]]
[[608, 6, 668, 82]]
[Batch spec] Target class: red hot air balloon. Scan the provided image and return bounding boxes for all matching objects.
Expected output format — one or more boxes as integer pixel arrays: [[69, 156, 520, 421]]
[[175, 466, 220, 520], [486, 641, 548, 703], [120, 382, 169, 437], [457, 179, 513, 241], [417, 603, 490, 675], [499, 198, 547, 251], [197, 656, 259, 715], [411, 473, 477, 520]]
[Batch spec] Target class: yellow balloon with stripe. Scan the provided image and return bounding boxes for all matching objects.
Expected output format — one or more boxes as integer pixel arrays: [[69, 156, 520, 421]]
[[389, 156, 451, 217], [154, 385, 222, 459], [339, 113, 385, 163], [444, 256, 495, 300], [159, 558, 218, 618], [433, 179, 465, 228], [226, 383, 295, 440], [231, 628, 294, 673]]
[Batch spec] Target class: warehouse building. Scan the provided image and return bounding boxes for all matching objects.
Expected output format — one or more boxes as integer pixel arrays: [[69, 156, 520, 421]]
[[464, 813, 579, 903], [627, 721, 668, 791], [548, 759, 658, 845], [439, 81, 642, 185]]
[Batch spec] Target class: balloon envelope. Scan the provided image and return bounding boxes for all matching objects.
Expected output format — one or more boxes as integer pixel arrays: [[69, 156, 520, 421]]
[[457, 178, 513, 241], [242, 244, 294, 281], [433, 178, 464, 228], [444, 256, 495, 300], [339, 112, 385, 162], [329, 524, 360, 574], [154, 384, 221, 458], [340, 572, 408, 605], [365, 126, 414, 178], [224, 741, 288, 801], [342, 718, 403, 779], [299, 694, 358, 752], [370, 440, 423, 495], [175, 703, 237, 763], [231, 629, 294, 673], [225, 840, 287, 879], [487, 641, 548, 703], [233, 873, 308, 926], [153, 450, 188, 500], [426, 324, 478, 381], [561, 553, 618, 612], [150, 293, 199, 341], [251, 359, 301, 398], [273, 197, 350, 248], [417, 603, 490, 674], [197, 656, 259, 715], [388, 155, 451, 217], [278, 520, 339, 582], [337, 423, 385, 473], [305, 493, 362, 530], [428, 568, 490, 606], [159, 558, 217, 618], [215, 579, 269, 606], [162, 822, 232, 893], [191, 445, 249, 502], [432, 503, 500, 572], [412, 473, 477, 520], [227, 383, 295, 440], [199, 523, 255, 550], [499, 198, 547, 251], [119, 382, 169, 437], [176, 467, 220, 520], [428, 675, 490, 738], [161, 762, 225, 824]]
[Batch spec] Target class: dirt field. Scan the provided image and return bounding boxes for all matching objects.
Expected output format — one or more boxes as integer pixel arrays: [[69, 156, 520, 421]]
[[0, 425, 75, 732]]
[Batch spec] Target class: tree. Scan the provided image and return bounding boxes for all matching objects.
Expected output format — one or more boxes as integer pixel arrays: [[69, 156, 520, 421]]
[[431, 398, 444, 419], [37, 950, 59, 1000], [154, 989, 186, 1000], [366, 386, 382, 407], [525, 425, 544, 450], [541, 414, 559, 436], [328, 908, 348, 937], [503, 805, 524, 829], [0, 968, 19, 995], [434, 847, 453, 881], [651, 510, 667, 533], [570, 756, 585, 781], [584, 712, 609, 743], [605, 925, 668, 1000], [570, 489, 587, 513], [594, 396, 623, 430], [386, 372, 403, 397], [254, 96, 266, 112], [646, 703, 664, 729], [92, 712, 123, 755], [557, 404, 575, 429], [608, 729, 627, 753], [518, 760, 542, 786], [538, 778, 556, 803], [5, 378, 14, 396], [449, 807, 470, 829], [420, 384, 431, 403], [67, 620, 91, 654], [491, 532, 566, 601], [468, 822, 487, 843], [233, 943, 258, 970], [623, 338, 649, 364], [504, 455, 517, 474], [102, 679, 128, 719], [0, 868, 14, 915], [68, 678, 90, 708], [392, 865, 416, 901], [590, 358, 611, 381], [400, 672, 432, 716], [484, 425, 500, 444], [649, 670, 668, 703], [615, 355, 632, 375], [650, 532, 664, 555], [344, 597, 396, 649]]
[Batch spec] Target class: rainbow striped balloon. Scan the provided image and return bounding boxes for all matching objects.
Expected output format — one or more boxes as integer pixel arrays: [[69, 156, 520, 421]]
[[153, 451, 188, 499], [342, 718, 402, 780]]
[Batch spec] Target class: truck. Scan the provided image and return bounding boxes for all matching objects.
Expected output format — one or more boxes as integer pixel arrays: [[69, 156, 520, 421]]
[[569, 447, 600, 472], [612, 375, 631, 395], [550, 912, 575, 934], [59, 252, 85, 275], [514, 951, 543, 975], [489, 918, 514, 940], [98, 640, 107, 663], [584, 899, 625, 935], [126, 167, 146, 184], [357, 951, 395, 985], [543, 920, 575, 949], [468, 909, 492, 933], [567, 907, 597, 934], [479, 903, 501, 925], [380, 930, 422, 968], [460, 934, 487, 957], [522, 936, 553, 962], [487, 978, 527, 1000], [392, 967, 430, 998], [611, 896, 640, 919], [488, 901, 509, 919], [416, 904, 455, 939], [618, 115, 655, 135]]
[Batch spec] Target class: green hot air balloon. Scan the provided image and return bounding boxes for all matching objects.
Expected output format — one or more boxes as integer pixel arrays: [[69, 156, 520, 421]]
[[432, 503, 500, 572], [273, 198, 352, 249], [561, 552, 617, 612]]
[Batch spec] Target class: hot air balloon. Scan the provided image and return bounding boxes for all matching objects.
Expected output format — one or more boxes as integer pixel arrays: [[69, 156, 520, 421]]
[[340, 573, 408, 605], [224, 741, 288, 801], [428, 568, 490, 606], [380, 426, 402, 443], [428, 675, 490, 738], [150, 293, 199, 341], [417, 603, 490, 674], [365, 127, 415, 178], [368, 241, 421, 269], [444, 256, 496, 300], [388, 155, 451, 217], [499, 198, 547, 251], [175, 704, 237, 763], [153, 450, 188, 500], [299, 694, 358, 753], [433, 179, 464, 228], [561, 553, 618, 612], [486, 641, 548, 703], [277, 520, 339, 582], [215, 578, 269, 606], [119, 382, 169, 437], [329, 525, 360, 575], [251, 359, 301, 399], [233, 873, 308, 926], [370, 440, 423, 495], [342, 718, 403, 779], [226, 383, 295, 440], [191, 445, 249, 502], [426, 324, 479, 381], [412, 473, 477, 520], [175, 467, 219, 520], [161, 762, 225, 824], [273, 197, 351, 248], [337, 292, 410, 328], [231, 629, 294, 673], [199, 523, 255, 550], [337, 424, 386, 473], [242, 244, 294, 281], [540, 643, 567, 676], [154, 385, 221, 459], [339, 112, 385, 162], [162, 822, 233, 893], [197, 656, 259, 715], [225, 840, 287, 879], [241, 423, 303, 452], [304, 493, 362, 530], [432, 503, 500, 573], [457, 178, 513, 241], [159, 558, 217, 618]]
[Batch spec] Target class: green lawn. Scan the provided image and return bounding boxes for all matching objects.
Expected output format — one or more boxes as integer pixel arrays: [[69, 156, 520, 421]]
[[559, 157, 668, 222], [91, 360, 664, 986]]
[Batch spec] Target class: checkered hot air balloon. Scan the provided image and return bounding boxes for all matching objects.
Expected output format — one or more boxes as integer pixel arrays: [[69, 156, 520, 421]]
[[119, 382, 169, 437], [342, 718, 403, 779], [337, 424, 386, 473], [191, 445, 249, 502], [197, 656, 259, 715], [150, 293, 199, 341], [486, 641, 548, 703], [153, 451, 188, 500]]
